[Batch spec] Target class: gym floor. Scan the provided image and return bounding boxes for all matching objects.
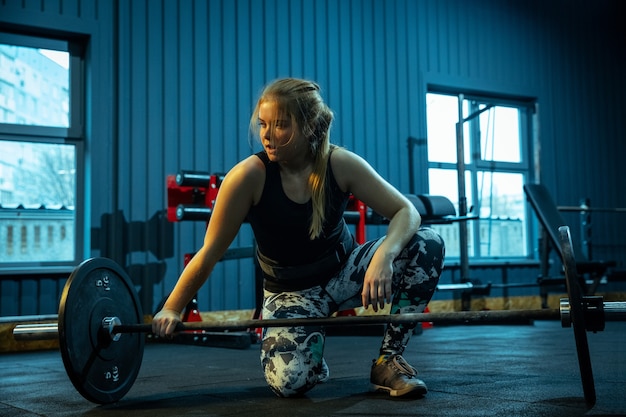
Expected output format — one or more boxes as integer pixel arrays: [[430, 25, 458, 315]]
[[2, 320, 625, 417]]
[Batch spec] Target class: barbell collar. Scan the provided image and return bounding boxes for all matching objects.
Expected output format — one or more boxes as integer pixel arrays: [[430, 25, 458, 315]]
[[102, 316, 122, 342], [559, 299, 626, 329], [560, 299, 572, 328]]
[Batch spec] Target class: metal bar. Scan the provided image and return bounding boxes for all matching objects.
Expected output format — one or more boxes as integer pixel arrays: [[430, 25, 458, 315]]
[[117, 309, 561, 334], [604, 302, 626, 321], [0, 314, 58, 324], [12, 323, 59, 341], [462, 104, 495, 124], [558, 206, 626, 213], [175, 170, 212, 187], [456, 94, 470, 286], [176, 204, 212, 221], [15, 305, 626, 342], [14, 310, 556, 340]]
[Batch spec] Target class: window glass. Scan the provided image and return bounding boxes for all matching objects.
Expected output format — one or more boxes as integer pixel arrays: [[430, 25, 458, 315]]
[[0, 140, 76, 263], [426, 92, 532, 260], [0, 44, 69, 127], [0, 33, 80, 270], [426, 93, 472, 164], [428, 167, 463, 209], [426, 93, 459, 163], [479, 105, 521, 163], [476, 171, 526, 257], [0, 140, 75, 207], [428, 168, 474, 258]]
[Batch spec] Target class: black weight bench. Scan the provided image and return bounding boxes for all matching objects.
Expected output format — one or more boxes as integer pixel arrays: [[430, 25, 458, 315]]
[[406, 194, 458, 224], [368, 194, 471, 225], [523, 183, 615, 305]]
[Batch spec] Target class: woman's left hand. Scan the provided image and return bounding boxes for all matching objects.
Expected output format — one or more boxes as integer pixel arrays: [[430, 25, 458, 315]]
[[361, 257, 393, 312]]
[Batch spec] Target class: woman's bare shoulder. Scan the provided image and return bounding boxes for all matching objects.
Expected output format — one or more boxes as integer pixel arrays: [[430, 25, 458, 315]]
[[234, 154, 266, 173], [224, 154, 266, 203], [330, 147, 374, 192]]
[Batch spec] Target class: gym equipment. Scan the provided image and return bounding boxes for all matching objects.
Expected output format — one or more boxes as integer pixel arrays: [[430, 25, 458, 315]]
[[559, 197, 626, 264], [524, 183, 616, 278], [167, 169, 464, 226], [524, 183, 618, 308], [557, 204, 626, 213], [557, 225, 625, 405], [166, 171, 224, 222], [13, 236, 626, 405], [57, 258, 144, 404]]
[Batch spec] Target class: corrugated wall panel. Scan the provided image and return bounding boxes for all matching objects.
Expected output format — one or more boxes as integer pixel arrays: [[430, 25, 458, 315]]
[[358, 0, 376, 162], [146, 0, 166, 283], [143, 1, 167, 309], [336, 0, 354, 152], [384, 0, 403, 186], [371, 2, 393, 173], [202, 1, 222, 309], [230, 0, 258, 310]]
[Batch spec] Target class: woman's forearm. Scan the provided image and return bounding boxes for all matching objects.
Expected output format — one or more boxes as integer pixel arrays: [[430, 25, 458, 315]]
[[162, 252, 214, 313], [375, 205, 421, 260]]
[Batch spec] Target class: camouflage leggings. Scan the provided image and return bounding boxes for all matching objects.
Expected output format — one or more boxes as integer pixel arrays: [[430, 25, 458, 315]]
[[260, 227, 445, 397]]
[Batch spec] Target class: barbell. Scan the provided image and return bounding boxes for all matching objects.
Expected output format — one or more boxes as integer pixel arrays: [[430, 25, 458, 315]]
[[12, 226, 626, 405]]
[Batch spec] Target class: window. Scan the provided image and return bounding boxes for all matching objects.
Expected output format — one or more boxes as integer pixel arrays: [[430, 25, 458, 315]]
[[0, 32, 84, 272], [426, 92, 535, 260]]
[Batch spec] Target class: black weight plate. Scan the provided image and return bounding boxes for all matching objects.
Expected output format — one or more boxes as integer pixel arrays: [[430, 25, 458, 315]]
[[58, 257, 144, 404], [558, 226, 596, 406]]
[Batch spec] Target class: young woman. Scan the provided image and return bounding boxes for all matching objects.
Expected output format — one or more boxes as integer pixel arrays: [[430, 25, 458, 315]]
[[152, 78, 445, 398]]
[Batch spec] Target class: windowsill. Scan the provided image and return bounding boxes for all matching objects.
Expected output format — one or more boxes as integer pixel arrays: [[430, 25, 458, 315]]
[[0, 265, 75, 278], [444, 259, 540, 269]]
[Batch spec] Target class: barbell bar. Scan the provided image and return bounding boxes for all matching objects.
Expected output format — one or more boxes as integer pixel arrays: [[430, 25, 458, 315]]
[[14, 299, 626, 343], [558, 205, 626, 213], [11, 226, 626, 405], [13, 308, 563, 342]]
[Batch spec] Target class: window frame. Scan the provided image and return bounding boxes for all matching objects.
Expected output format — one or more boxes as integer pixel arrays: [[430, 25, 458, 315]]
[[0, 31, 85, 274], [426, 89, 536, 263]]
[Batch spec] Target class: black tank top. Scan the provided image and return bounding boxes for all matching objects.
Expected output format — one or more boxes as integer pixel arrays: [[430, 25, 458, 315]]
[[246, 151, 351, 267]]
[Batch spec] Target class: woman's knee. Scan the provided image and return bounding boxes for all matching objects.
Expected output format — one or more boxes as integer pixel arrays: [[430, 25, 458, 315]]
[[392, 229, 445, 289], [417, 227, 445, 253], [261, 328, 325, 397], [412, 228, 446, 270]]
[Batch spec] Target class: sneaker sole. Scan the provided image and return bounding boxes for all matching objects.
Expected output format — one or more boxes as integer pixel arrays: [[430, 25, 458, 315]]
[[317, 359, 330, 383], [370, 383, 428, 397]]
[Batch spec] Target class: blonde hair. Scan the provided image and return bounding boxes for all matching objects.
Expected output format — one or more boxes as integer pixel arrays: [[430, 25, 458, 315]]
[[250, 78, 335, 239]]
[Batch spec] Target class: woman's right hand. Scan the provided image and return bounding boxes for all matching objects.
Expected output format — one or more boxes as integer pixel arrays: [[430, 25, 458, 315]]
[[151, 308, 182, 339]]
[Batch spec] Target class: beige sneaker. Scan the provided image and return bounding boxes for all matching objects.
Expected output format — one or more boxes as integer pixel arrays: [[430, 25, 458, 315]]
[[370, 354, 427, 397]]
